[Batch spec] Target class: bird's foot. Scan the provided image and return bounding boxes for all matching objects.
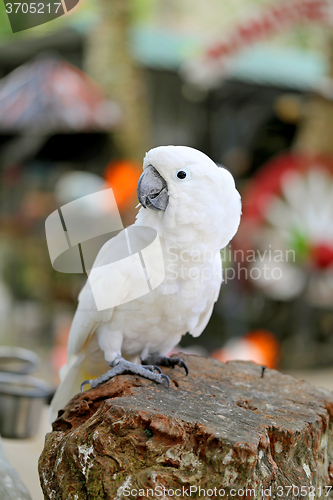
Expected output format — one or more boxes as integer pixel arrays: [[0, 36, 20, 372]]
[[142, 353, 189, 375], [142, 364, 162, 374], [81, 357, 169, 392]]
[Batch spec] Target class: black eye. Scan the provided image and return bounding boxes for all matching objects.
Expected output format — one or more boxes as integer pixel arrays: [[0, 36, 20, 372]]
[[174, 168, 191, 180], [177, 170, 187, 179]]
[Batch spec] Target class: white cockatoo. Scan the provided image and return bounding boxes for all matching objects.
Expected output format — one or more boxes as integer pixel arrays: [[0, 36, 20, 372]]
[[50, 146, 241, 421]]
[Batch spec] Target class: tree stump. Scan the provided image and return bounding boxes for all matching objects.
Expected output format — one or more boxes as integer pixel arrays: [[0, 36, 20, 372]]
[[39, 355, 333, 499]]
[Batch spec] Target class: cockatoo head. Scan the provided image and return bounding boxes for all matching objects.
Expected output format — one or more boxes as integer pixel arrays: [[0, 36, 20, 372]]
[[137, 145, 241, 249]]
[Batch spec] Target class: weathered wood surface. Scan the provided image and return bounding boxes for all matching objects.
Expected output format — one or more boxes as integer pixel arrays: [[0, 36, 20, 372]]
[[39, 355, 333, 499]]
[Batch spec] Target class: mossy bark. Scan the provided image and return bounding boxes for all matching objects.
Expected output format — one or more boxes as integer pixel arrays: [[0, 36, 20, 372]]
[[39, 356, 333, 499]]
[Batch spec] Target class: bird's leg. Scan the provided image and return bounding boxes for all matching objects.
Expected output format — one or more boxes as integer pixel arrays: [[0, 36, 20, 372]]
[[142, 353, 189, 375], [81, 356, 170, 392]]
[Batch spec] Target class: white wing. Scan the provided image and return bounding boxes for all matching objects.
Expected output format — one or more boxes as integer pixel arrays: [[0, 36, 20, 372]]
[[189, 252, 222, 338], [67, 225, 154, 358], [50, 226, 150, 421]]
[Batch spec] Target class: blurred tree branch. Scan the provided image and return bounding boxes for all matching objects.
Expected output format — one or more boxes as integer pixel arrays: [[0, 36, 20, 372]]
[[84, 0, 151, 161], [294, 35, 333, 154]]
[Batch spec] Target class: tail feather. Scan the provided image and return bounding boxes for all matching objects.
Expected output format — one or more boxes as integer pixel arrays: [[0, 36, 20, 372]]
[[49, 354, 89, 423]]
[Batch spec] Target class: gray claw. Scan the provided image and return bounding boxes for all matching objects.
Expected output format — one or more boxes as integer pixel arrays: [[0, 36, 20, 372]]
[[80, 358, 172, 391], [144, 365, 162, 374], [81, 380, 91, 392], [177, 359, 189, 376], [143, 354, 189, 376], [160, 374, 170, 387]]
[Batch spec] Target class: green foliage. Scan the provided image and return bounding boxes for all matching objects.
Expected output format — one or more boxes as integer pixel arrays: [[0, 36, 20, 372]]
[[289, 227, 311, 264], [0, 1, 13, 38], [131, 0, 157, 24]]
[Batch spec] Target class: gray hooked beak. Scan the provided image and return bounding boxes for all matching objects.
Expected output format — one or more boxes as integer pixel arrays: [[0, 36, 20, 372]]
[[137, 165, 169, 211]]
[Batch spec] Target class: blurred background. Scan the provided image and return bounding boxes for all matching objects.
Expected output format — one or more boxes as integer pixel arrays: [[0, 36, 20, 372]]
[[0, 0, 332, 374], [0, 0, 333, 495]]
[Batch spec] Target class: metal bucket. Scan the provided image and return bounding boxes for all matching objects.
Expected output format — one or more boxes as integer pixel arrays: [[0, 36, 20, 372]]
[[0, 347, 40, 375], [0, 372, 53, 439]]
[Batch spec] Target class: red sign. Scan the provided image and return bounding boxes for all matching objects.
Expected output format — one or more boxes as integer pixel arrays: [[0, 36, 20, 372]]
[[183, 0, 333, 88]]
